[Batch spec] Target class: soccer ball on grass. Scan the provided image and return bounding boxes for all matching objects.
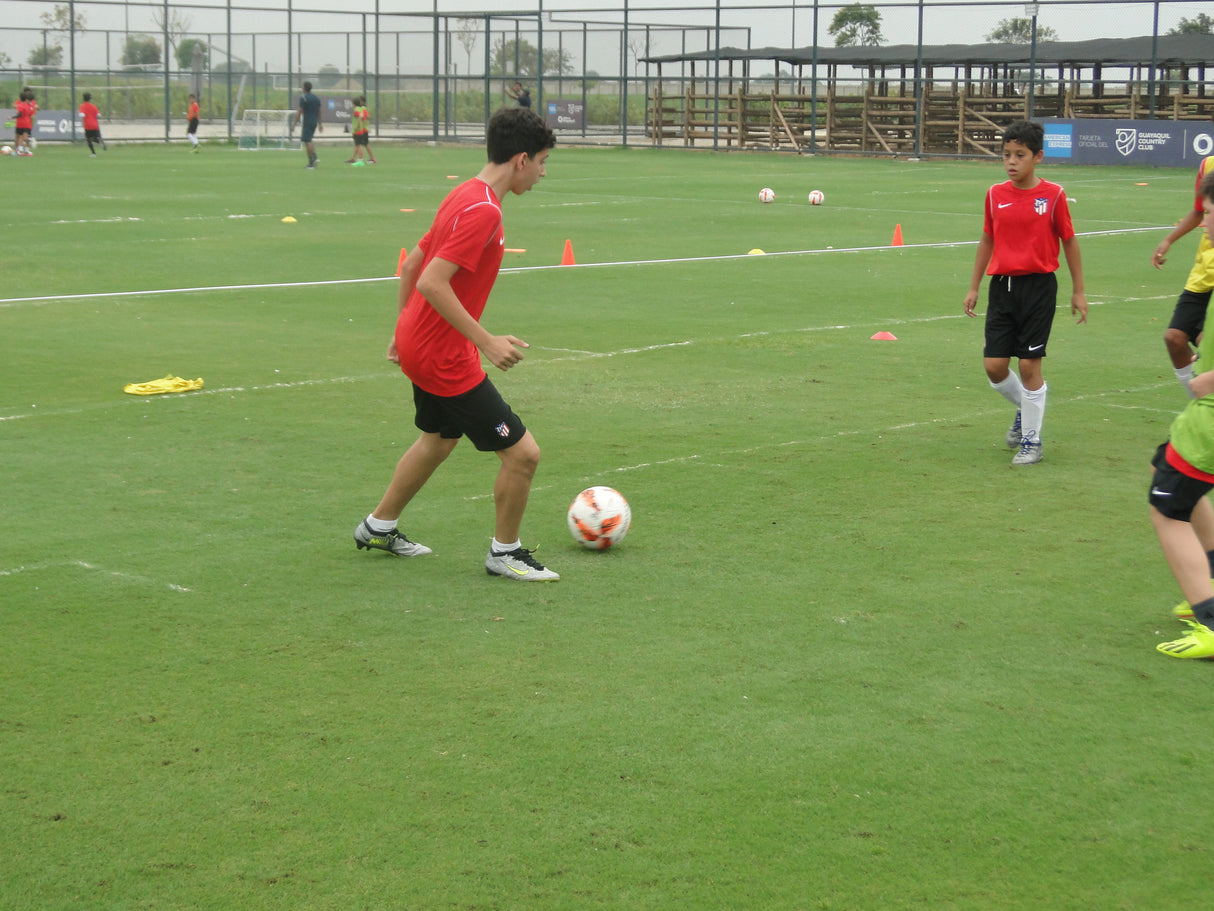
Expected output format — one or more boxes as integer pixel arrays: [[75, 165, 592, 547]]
[[567, 486, 632, 550], [758, 187, 775, 204], [1, 146, 12, 156], [808, 189, 825, 205]]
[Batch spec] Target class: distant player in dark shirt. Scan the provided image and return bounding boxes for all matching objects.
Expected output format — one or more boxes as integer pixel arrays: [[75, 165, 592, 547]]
[[293, 82, 323, 169]]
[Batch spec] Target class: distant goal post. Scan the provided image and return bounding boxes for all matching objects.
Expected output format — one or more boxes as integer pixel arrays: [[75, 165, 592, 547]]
[[238, 110, 299, 150]]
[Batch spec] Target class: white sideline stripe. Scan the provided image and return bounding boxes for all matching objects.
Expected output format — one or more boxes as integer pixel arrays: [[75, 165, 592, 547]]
[[0, 560, 192, 592], [462, 380, 1177, 502], [0, 295, 1165, 425], [0, 225, 1168, 307]]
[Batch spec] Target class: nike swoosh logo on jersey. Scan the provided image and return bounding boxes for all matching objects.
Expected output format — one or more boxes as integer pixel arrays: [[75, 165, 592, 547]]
[[998, 202, 1013, 208]]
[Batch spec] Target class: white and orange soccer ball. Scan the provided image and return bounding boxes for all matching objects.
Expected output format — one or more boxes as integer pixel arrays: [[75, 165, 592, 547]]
[[567, 486, 632, 550], [0, 146, 12, 156], [808, 189, 825, 205], [758, 187, 775, 204]]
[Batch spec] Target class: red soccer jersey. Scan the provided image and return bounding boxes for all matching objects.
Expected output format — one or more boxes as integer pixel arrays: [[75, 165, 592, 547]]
[[79, 102, 100, 131], [1191, 156, 1214, 216], [396, 179, 506, 396], [187, 101, 199, 120], [14, 100, 35, 129], [982, 179, 1075, 276]]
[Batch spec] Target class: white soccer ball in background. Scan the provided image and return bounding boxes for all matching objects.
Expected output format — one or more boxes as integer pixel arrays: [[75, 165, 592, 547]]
[[1, 146, 11, 156], [808, 189, 825, 205], [567, 486, 632, 550], [758, 187, 775, 204]]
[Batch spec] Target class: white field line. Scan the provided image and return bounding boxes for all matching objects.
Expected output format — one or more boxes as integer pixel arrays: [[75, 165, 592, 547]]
[[0, 560, 192, 592], [0, 286, 1176, 425], [0, 225, 1168, 308]]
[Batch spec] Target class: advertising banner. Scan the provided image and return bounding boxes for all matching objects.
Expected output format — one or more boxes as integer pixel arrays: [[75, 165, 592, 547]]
[[545, 99, 585, 131], [1043, 118, 1214, 168], [33, 111, 76, 142]]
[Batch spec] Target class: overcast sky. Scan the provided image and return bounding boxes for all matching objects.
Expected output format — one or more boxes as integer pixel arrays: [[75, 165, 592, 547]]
[[2, 0, 1210, 75]]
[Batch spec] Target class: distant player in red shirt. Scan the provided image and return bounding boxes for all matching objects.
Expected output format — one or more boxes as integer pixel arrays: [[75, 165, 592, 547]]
[[354, 107, 560, 581], [186, 94, 200, 151], [964, 120, 1088, 465], [13, 88, 37, 156], [78, 92, 106, 156]]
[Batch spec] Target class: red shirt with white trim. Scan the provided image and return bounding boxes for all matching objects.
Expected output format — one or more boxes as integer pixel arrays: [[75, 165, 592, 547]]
[[396, 179, 505, 396], [982, 179, 1075, 276], [80, 102, 100, 131]]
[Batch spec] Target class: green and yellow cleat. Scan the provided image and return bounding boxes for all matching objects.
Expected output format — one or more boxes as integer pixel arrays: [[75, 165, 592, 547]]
[[1157, 618, 1214, 660]]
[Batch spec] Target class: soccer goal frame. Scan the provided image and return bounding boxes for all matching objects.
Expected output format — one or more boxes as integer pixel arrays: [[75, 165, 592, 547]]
[[238, 110, 299, 151]]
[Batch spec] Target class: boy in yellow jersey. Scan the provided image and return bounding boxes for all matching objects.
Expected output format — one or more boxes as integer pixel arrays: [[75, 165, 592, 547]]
[[1151, 155, 1214, 396], [1152, 171, 1214, 659], [345, 96, 375, 166]]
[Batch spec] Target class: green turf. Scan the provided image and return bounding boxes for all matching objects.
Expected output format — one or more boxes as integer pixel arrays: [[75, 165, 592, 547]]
[[1, 139, 1208, 910]]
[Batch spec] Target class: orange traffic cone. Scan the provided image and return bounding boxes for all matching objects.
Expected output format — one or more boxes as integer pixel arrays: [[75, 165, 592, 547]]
[[891, 224, 904, 247], [396, 247, 408, 276], [561, 239, 576, 265]]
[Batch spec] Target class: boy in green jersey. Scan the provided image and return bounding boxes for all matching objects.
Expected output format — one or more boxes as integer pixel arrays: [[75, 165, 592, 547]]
[[1153, 170, 1214, 659]]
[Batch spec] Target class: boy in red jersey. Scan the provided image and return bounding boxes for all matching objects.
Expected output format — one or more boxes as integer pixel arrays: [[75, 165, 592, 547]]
[[964, 120, 1087, 465], [1151, 154, 1214, 396], [185, 94, 200, 151], [354, 107, 561, 581], [13, 88, 37, 155], [78, 92, 105, 156]]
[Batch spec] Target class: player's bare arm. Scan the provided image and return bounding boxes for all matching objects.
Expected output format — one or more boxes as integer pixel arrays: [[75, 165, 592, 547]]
[[964, 235, 994, 317], [1189, 369, 1214, 399], [1062, 236, 1088, 324], [416, 257, 529, 372], [1152, 210, 1203, 269], [386, 247, 427, 363]]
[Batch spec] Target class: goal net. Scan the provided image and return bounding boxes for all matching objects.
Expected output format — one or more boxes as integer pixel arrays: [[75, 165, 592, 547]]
[[238, 110, 298, 151]]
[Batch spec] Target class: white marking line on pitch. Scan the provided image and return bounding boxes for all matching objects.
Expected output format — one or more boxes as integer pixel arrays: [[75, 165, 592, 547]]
[[0, 560, 192, 593], [0, 225, 1168, 308], [0, 374, 380, 423], [464, 381, 1177, 502]]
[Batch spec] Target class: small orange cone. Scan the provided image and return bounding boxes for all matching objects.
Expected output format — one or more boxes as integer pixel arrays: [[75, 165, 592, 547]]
[[891, 224, 904, 247], [870, 331, 898, 341], [396, 247, 409, 276], [561, 239, 576, 265]]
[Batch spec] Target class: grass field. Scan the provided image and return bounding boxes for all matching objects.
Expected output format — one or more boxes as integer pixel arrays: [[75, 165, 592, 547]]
[[2, 137, 1209, 910]]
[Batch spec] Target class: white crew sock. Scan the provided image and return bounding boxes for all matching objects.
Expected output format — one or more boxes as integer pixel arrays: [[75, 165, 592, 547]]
[[1176, 363, 1197, 398], [365, 514, 396, 534], [492, 538, 521, 555], [990, 372, 1024, 407], [1020, 382, 1048, 444]]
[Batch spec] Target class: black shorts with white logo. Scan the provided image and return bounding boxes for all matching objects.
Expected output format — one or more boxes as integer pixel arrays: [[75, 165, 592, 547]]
[[984, 272, 1058, 360], [1150, 442, 1214, 522], [412, 376, 527, 452]]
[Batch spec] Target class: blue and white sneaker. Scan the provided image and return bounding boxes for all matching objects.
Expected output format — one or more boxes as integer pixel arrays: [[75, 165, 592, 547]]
[[1011, 439, 1042, 465], [1006, 411, 1023, 449]]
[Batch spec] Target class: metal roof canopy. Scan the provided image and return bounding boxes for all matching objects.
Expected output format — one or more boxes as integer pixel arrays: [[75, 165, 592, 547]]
[[643, 33, 1214, 68]]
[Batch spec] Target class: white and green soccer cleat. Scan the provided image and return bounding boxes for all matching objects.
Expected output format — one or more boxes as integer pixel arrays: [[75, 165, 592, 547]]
[[485, 547, 560, 582], [354, 520, 432, 557]]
